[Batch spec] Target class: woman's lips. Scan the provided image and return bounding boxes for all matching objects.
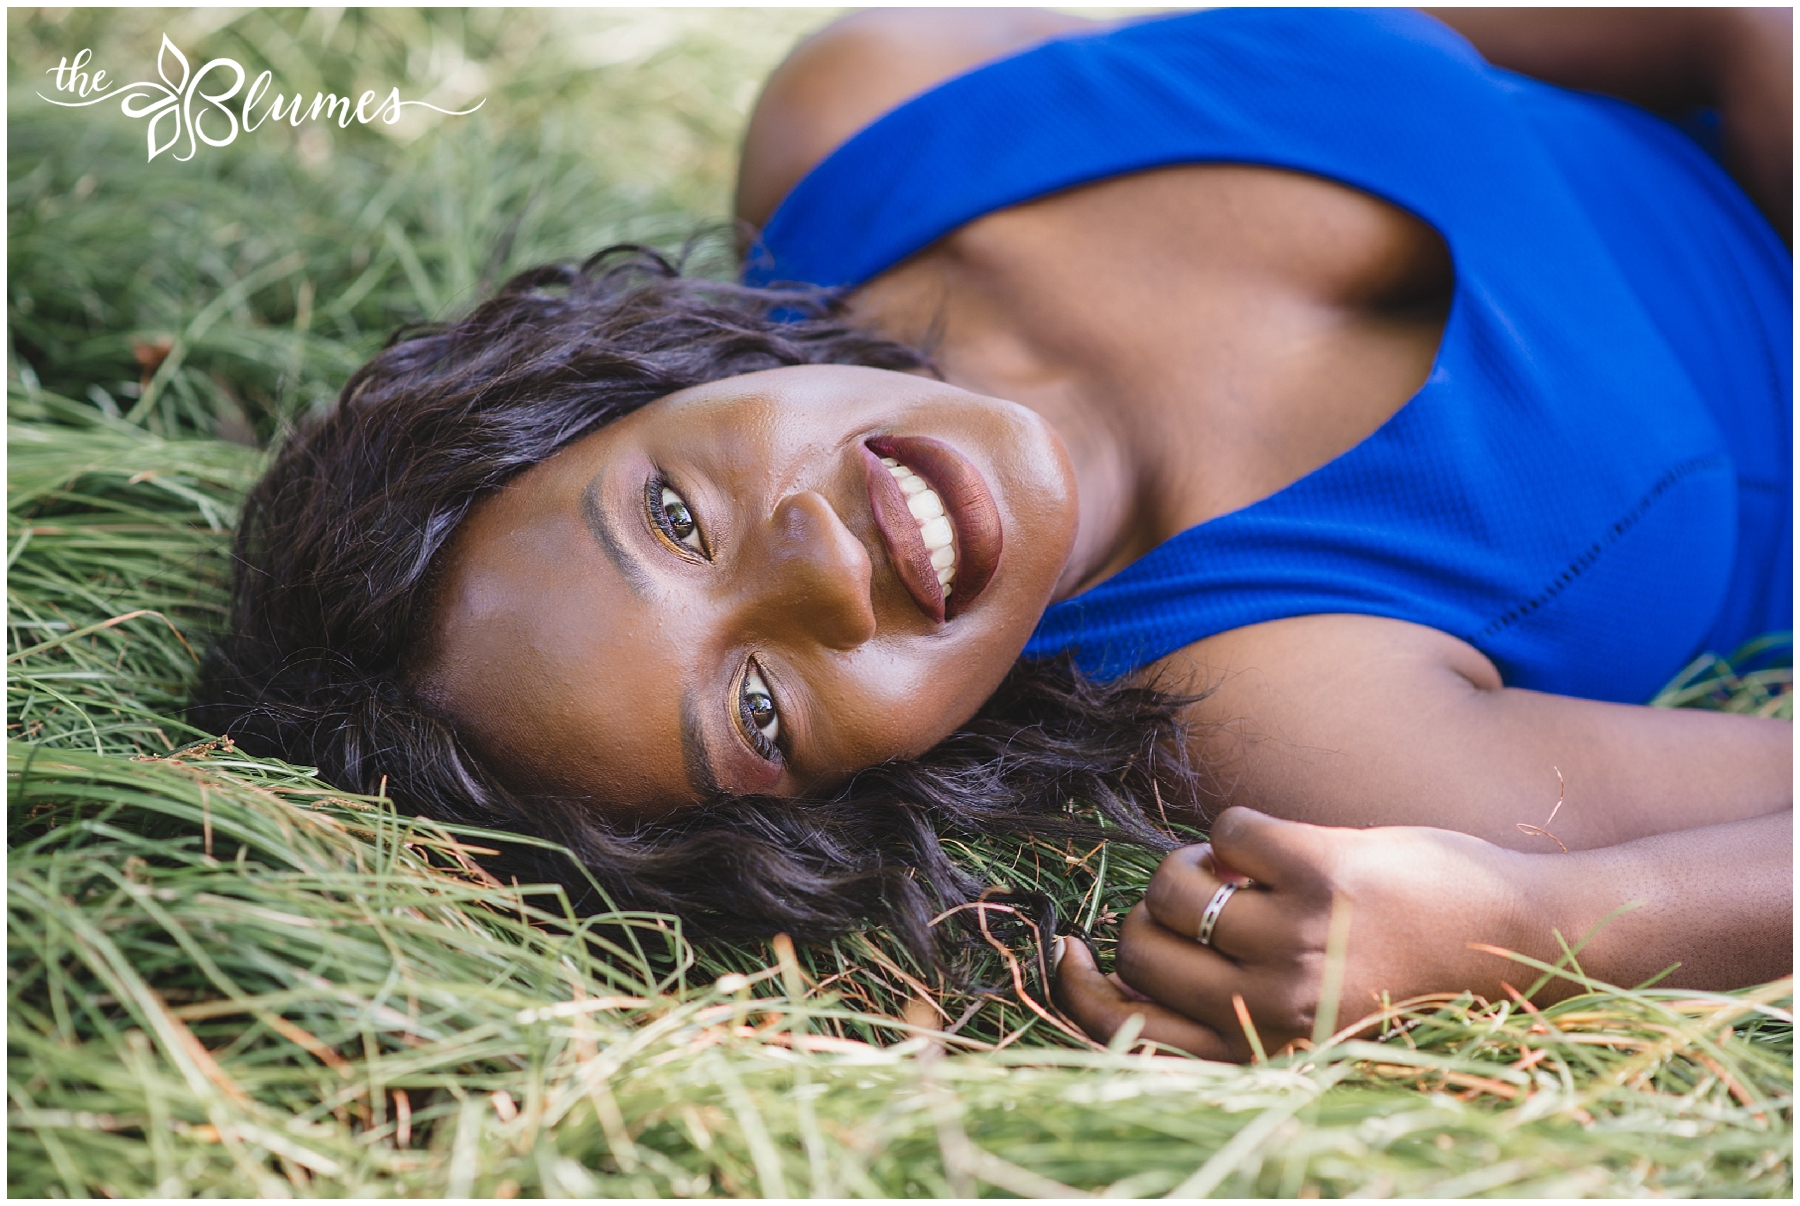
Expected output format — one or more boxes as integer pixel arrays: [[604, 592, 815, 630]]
[[862, 434, 1003, 623]]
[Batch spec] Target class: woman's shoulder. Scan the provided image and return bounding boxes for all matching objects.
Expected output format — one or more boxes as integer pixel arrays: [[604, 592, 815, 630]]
[[735, 8, 1099, 230], [735, 9, 1491, 236]]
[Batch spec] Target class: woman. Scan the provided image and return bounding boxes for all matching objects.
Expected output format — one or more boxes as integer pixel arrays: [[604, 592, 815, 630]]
[[196, 8, 1791, 1060]]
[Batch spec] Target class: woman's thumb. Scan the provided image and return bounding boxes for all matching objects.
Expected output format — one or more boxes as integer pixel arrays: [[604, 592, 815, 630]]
[[1208, 806, 1315, 886]]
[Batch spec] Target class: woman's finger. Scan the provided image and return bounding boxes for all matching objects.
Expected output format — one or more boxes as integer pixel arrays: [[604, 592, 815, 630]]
[[1207, 806, 1331, 888], [1053, 936, 1234, 1059], [1143, 844, 1282, 960], [1111, 901, 1275, 1047], [1160, 842, 1254, 886]]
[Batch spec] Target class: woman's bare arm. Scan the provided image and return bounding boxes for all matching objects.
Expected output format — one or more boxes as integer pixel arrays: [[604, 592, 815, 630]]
[[1426, 7, 1793, 239], [1169, 614, 1789, 850], [1048, 615, 1790, 1059], [1540, 810, 1792, 994]]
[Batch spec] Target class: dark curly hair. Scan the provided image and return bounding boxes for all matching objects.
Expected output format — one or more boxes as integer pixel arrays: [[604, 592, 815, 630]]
[[190, 246, 1200, 967]]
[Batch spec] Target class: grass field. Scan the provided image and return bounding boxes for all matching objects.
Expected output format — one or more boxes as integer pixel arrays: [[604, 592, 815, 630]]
[[8, 9, 1792, 1197]]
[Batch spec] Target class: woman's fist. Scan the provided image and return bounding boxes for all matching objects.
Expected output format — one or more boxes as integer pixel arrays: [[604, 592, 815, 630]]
[[1053, 807, 1538, 1060]]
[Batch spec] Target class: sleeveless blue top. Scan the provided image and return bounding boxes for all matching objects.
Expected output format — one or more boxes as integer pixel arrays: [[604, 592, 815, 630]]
[[746, 8, 1792, 704]]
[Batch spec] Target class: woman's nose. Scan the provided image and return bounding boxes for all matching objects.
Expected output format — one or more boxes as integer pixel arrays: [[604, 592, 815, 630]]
[[746, 490, 877, 650]]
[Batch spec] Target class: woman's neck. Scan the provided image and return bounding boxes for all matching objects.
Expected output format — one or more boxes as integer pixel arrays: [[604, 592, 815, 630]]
[[845, 164, 1455, 600], [927, 337, 1159, 603]]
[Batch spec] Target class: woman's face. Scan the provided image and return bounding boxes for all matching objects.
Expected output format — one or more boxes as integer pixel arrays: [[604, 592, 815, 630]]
[[418, 364, 1079, 817]]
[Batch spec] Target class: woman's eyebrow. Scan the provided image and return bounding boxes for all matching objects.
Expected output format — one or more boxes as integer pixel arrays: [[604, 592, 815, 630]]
[[679, 689, 723, 798], [581, 473, 653, 598]]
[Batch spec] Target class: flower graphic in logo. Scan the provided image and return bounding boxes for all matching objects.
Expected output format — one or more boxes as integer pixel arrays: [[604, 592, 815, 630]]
[[40, 35, 484, 163]]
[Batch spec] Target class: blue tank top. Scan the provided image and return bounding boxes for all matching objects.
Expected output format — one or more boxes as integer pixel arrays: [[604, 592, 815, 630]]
[[746, 8, 1792, 704]]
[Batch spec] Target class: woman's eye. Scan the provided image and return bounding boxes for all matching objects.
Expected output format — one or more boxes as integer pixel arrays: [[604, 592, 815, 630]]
[[656, 484, 704, 553], [739, 662, 780, 756]]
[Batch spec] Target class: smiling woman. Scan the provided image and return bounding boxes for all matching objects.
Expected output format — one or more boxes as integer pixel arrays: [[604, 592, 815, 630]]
[[193, 6, 1791, 1057], [191, 249, 1192, 958]]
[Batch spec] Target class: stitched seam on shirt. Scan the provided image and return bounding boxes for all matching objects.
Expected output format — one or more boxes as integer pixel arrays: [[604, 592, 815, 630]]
[[1471, 453, 1731, 643]]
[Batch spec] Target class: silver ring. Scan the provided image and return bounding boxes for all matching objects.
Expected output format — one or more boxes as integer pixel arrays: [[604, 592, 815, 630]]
[[1196, 882, 1239, 948]]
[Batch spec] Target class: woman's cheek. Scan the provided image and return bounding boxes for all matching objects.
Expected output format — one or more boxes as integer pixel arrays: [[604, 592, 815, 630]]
[[828, 658, 974, 764]]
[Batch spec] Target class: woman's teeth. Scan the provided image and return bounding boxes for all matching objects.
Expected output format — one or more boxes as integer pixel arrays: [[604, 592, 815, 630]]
[[881, 457, 956, 593]]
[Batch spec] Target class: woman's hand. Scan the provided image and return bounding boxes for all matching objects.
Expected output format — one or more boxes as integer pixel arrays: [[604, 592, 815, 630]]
[[1053, 807, 1536, 1060]]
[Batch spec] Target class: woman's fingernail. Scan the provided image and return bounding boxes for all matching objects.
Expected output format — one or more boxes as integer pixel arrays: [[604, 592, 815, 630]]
[[1051, 935, 1067, 973]]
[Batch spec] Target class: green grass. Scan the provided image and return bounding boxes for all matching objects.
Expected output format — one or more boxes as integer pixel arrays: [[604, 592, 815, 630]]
[[9, 9, 1792, 1197]]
